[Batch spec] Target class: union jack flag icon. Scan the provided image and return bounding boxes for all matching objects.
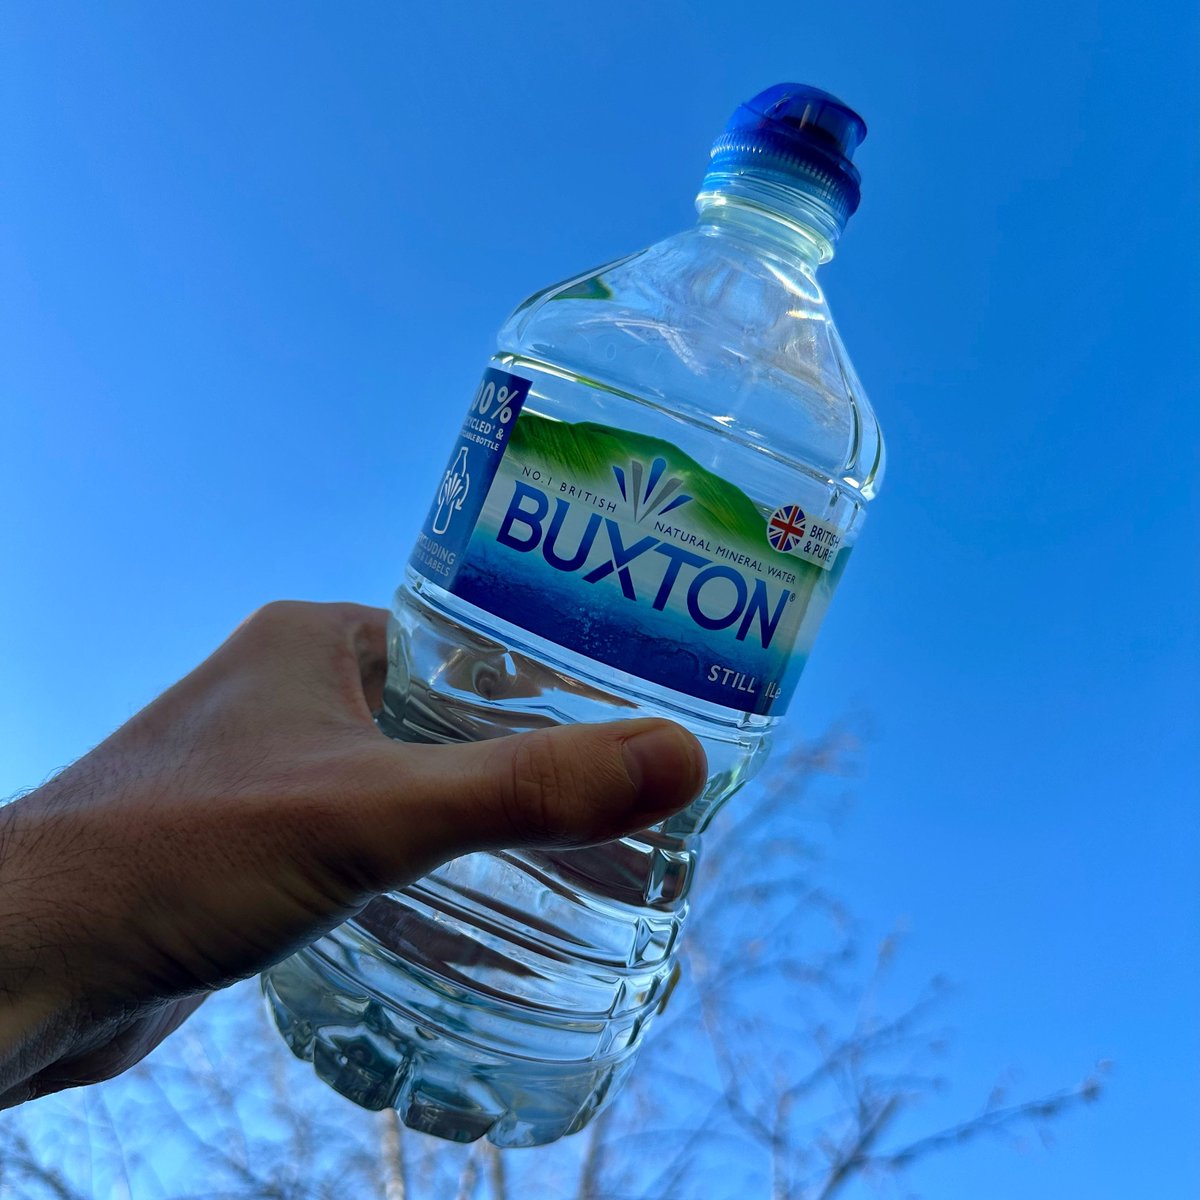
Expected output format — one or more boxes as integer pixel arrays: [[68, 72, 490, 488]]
[[767, 504, 807, 552]]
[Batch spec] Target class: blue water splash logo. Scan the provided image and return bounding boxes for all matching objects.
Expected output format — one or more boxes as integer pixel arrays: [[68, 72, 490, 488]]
[[612, 456, 692, 524]]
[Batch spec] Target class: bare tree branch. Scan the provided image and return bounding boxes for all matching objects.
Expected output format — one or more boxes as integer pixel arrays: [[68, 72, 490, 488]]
[[378, 1109, 408, 1200], [482, 1141, 507, 1200], [1, 1129, 89, 1200], [0, 727, 1105, 1200], [454, 1144, 480, 1200]]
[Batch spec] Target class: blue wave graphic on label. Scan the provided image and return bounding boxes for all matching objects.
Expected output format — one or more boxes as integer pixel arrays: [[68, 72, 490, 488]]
[[411, 369, 846, 715]]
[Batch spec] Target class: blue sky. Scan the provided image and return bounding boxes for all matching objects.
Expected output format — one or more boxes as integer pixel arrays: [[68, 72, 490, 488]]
[[3, 2, 1197, 1195]]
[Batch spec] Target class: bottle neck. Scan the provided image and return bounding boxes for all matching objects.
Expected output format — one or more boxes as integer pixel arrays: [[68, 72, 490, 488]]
[[694, 177, 838, 268]]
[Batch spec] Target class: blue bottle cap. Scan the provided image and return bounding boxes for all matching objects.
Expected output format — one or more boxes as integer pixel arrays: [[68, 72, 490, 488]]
[[707, 84, 867, 233]]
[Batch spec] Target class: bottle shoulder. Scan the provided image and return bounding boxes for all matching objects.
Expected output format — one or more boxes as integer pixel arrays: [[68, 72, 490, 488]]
[[497, 226, 884, 498]]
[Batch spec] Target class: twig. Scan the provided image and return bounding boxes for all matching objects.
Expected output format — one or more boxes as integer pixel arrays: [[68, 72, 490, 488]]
[[378, 1109, 408, 1200]]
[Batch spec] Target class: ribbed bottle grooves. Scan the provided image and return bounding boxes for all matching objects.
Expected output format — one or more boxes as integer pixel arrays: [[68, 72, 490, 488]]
[[262, 843, 684, 1144], [262, 949, 637, 1146]]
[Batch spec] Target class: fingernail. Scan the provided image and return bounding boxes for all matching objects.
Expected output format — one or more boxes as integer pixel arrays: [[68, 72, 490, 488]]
[[621, 722, 707, 814]]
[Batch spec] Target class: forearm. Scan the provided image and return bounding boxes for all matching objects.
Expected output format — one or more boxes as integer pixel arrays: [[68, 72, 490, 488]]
[[0, 794, 82, 1099]]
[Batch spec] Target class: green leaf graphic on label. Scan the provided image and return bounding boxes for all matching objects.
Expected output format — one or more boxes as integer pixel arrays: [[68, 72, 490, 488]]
[[510, 415, 819, 572]]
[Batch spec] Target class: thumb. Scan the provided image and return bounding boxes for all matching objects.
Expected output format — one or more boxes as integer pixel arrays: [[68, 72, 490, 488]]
[[353, 719, 707, 887]]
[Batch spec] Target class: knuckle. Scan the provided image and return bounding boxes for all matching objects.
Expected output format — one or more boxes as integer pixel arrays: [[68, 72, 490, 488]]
[[241, 599, 307, 637], [243, 600, 380, 644], [316, 601, 365, 632], [255, 599, 303, 622]]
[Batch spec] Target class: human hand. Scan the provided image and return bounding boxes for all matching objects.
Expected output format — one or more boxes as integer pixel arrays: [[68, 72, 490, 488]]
[[0, 601, 705, 1108]]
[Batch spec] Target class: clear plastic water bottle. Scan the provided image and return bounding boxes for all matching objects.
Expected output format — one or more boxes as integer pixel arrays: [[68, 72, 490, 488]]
[[262, 83, 884, 1147]]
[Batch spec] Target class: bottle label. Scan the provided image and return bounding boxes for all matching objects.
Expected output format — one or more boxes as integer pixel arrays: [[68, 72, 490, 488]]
[[410, 368, 845, 715]]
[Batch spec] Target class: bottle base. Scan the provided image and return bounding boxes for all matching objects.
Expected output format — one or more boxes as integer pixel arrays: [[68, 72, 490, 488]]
[[261, 935, 635, 1148]]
